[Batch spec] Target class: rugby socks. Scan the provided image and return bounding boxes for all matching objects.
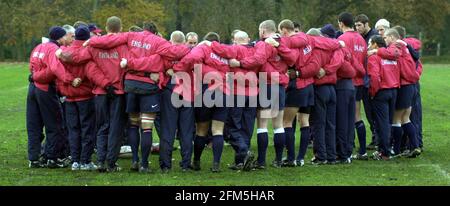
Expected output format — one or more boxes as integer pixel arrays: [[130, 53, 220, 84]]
[[355, 120, 367, 155], [401, 133, 409, 151], [193, 136, 208, 161], [403, 122, 419, 149], [297, 127, 310, 161], [256, 129, 269, 165], [212, 135, 224, 164], [284, 127, 295, 162], [140, 128, 153, 168], [392, 124, 403, 155], [273, 128, 285, 162], [128, 125, 140, 163]]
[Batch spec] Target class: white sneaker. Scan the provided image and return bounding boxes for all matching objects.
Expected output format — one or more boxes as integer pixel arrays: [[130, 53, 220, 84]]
[[71, 162, 80, 171], [296, 159, 305, 167], [80, 162, 98, 171], [120, 146, 132, 154]]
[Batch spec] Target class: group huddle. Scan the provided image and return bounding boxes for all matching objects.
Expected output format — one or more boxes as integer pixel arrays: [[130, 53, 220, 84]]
[[27, 11, 423, 174]]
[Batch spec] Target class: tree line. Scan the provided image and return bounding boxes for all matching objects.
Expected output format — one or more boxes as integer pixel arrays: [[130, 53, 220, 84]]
[[1, 0, 449, 61]]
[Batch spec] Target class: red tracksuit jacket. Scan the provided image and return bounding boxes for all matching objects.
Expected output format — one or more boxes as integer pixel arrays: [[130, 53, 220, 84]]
[[239, 40, 289, 87], [404, 37, 423, 76], [30, 42, 76, 92], [61, 42, 130, 95], [88, 31, 190, 85], [338, 31, 367, 86], [367, 54, 401, 97], [277, 33, 341, 89], [173, 44, 231, 95], [161, 58, 195, 102], [127, 44, 190, 89], [304, 48, 345, 86], [377, 42, 419, 86], [210, 42, 259, 97], [52, 40, 94, 102]]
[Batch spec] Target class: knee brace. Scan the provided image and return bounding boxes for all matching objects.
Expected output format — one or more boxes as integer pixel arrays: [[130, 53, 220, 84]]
[[129, 114, 140, 127], [196, 122, 210, 137], [140, 114, 155, 130]]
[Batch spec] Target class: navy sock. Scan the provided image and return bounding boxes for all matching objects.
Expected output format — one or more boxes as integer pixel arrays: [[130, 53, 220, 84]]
[[297, 127, 310, 161], [140, 129, 152, 168], [128, 126, 140, 162], [355, 121, 367, 155], [403, 122, 418, 149], [193, 136, 207, 161], [273, 132, 285, 162], [401, 133, 409, 151], [257, 132, 268, 165], [212, 135, 224, 164], [284, 127, 295, 161], [392, 126, 403, 155]]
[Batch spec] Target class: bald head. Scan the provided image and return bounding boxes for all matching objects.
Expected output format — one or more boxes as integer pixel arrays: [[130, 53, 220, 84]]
[[234, 31, 250, 45], [260, 20, 277, 33], [170, 31, 186, 45], [186, 32, 199, 47], [259, 20, 277, 38], [306, 28, 322, 36], [231, 29, 241, 44]]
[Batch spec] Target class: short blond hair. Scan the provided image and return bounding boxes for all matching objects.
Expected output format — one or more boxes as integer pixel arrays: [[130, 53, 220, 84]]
[[106, 16, 122, 33], [385, 29, 400, 40], [278, 19, 295, 31]]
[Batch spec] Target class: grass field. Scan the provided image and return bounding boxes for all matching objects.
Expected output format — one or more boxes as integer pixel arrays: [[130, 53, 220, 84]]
[[0, 63, 449, 186]]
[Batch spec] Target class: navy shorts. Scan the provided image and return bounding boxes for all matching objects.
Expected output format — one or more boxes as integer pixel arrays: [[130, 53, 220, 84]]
[[286, 83, 315, 109], [126, 92, 161, 113], [195, 85, 229, 123], [396, 84, 416, 110], [355, 86, 365, 101], [258, 84, 286, 110]]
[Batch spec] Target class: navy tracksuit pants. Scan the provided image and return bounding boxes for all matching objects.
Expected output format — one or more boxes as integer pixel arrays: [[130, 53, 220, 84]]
[[159, 88, 195, 169], [154, 112, 162, 138], [312, 85, 337, 161], [228, 95, 257, 164], [411, 83, 423, 147], [371, 89, 397, 156], [65, 98, 96, 164], [336, 80, 356, 160], [95, 95, 126, 167], [362, 87, 378, 144], [26, 83, 65, 161], [54, 100, 70, 159]]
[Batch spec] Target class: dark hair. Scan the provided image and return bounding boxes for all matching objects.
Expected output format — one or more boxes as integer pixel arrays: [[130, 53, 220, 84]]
[[73, 21, 88, 29], [355, 14, 369, 24], [129, 25, 144, 32], [293, 21, 301, 30], [338, 12, 354, 28], [392, 26, 406, 39], [203, 32, 220, 42], [143, 21, 158, 34], [370, 35, 386, 48]]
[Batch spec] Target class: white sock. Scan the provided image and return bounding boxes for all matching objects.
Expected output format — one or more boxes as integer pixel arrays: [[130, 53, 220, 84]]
[[274, 128, 285, 134], [257, 128, 268, 134]]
